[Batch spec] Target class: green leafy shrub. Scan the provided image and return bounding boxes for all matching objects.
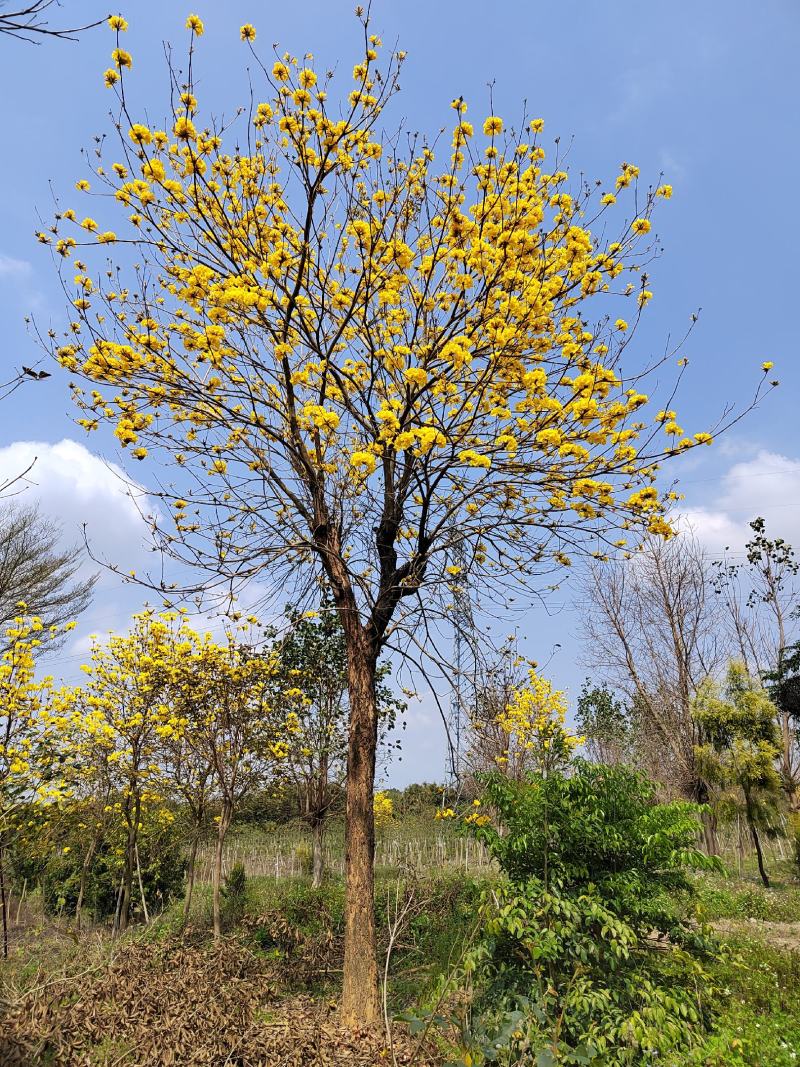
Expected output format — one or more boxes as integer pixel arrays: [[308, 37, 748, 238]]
[[221, 862, 249, 926], [452, 762, 722, 1064], [14, 808, 186, 923]]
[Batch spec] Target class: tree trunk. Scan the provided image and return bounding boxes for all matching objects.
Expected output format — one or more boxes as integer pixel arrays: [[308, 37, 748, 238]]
[[745, 789, 770, 888], [135, 842, 149, 925], [212, 799, 233, 941], [75, 838, 97, 932], [183, 832, 200, 922], [341, 637, 380, 1027], [311, 817, 325, 889], [113, 796, 139, 936], [0, 845, 8, 960]]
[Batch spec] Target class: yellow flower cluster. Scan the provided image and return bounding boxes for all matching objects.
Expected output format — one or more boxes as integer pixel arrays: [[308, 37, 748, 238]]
[[373, 790, 394, 824], [494, 668, 582, 775], [40, 22, 719, 600]]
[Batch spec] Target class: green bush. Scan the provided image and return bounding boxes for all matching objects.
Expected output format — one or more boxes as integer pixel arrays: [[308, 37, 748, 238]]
[[221, 862, 249, 927], [447, 763, 723, 1065], [10, 803, 185, 923]]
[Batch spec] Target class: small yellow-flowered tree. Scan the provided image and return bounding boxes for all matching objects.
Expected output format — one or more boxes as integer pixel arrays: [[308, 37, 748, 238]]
[[493, 668, 581, 778], [42, 13, 767, 1021], [0, 608, 73, 955], [170, 623, 287, 940], [64, 610, 193, 934]]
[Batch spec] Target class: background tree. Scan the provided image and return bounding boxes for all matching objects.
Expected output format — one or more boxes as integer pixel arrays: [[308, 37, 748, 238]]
[[575, 679, 633, 765], [0, 611, 69, 955], [157, 718, 214, 921], [469, 661, 578, 780], [274, 602, 404, 887], [712, 519, 799, 800], [466, 640, 528, 782], [693, 661, 782, 887], [45, 15, 765, 1022], [68, 611, 188, 933], [0, 503, 96, 640], [581, 532, 725, 812], [176, 626, 286, 939]]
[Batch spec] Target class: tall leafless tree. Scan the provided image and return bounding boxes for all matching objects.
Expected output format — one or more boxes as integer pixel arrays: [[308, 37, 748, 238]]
[[581, 531, 726, 827]]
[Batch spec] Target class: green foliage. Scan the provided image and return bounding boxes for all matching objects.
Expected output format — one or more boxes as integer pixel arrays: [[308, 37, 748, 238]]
[[575, 681, 632, 765], [694, 871, 800, 923], [693, 662, 783, 885], [395, 781, 450, 815], [668, 936, 800, 1066], [450, 763, 722, 1064], [11, 799, 185, 921], [221, 862, 249, 926]]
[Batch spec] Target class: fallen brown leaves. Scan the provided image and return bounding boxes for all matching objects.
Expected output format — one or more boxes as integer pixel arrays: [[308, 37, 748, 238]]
[[0, 937, 439, 1066]]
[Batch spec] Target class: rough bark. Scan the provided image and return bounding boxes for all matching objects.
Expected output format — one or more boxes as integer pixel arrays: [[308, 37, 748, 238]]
[[75, 838, 97, 931], [113, 793, 140, 935], [0, 845, 8, 960], [340, 634, 380, 1027]]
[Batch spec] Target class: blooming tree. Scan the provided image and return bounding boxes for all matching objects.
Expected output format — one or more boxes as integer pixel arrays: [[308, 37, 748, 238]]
[[472, 665, 580, 779], [66, 611, 190, 933], [171, 623, 286, 939], [42, 13, 766, 1021], [0, 609, 72, 954]]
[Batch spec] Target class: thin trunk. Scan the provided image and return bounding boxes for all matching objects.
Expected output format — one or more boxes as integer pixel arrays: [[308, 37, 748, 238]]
[[114, 793, 139, 935], [135, 842, 149, 925], [745, 789, 770, 888], [75, 839, 97, 932], [15, 878, 26, 926], [0, 845, 8, 960], [183, 832, 200, 921], [212, 799, 233, 941], [311, 817, 325, 889], [341, 639, 380, 1027]]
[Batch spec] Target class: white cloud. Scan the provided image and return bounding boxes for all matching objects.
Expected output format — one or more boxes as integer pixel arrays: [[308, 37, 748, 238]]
[[680, 449, 800, 557], [0, 439, 287, 683], [0, 253, 32, 280], [0, 439, 161, 678], [0, 439, 151, 564]]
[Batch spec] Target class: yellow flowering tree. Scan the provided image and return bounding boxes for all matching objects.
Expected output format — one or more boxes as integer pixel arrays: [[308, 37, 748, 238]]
[[0, 609, 71, 955], [43, 14, 766, 1020], [372, 790, 394, 825], [170, 623, 286, 939], [65, 610, 190, 933], [493, 667, 581, 778]]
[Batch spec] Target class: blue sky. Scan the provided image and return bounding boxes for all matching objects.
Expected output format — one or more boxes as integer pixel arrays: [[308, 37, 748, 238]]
[[0, 1, 798, 784]]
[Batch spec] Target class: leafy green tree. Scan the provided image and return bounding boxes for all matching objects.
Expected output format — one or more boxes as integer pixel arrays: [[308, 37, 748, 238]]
[[713, 519, 799, 798], [575, 680, 632, 765], [693, 662, 782, 888], [459, 763, 719, 1063]]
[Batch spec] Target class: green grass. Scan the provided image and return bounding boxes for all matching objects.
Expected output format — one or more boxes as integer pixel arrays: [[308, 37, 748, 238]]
[[695, 872, 800, 924]]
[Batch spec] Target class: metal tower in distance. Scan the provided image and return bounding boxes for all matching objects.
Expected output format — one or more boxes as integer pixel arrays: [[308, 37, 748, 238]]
[[447, 541, 475, 788]]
